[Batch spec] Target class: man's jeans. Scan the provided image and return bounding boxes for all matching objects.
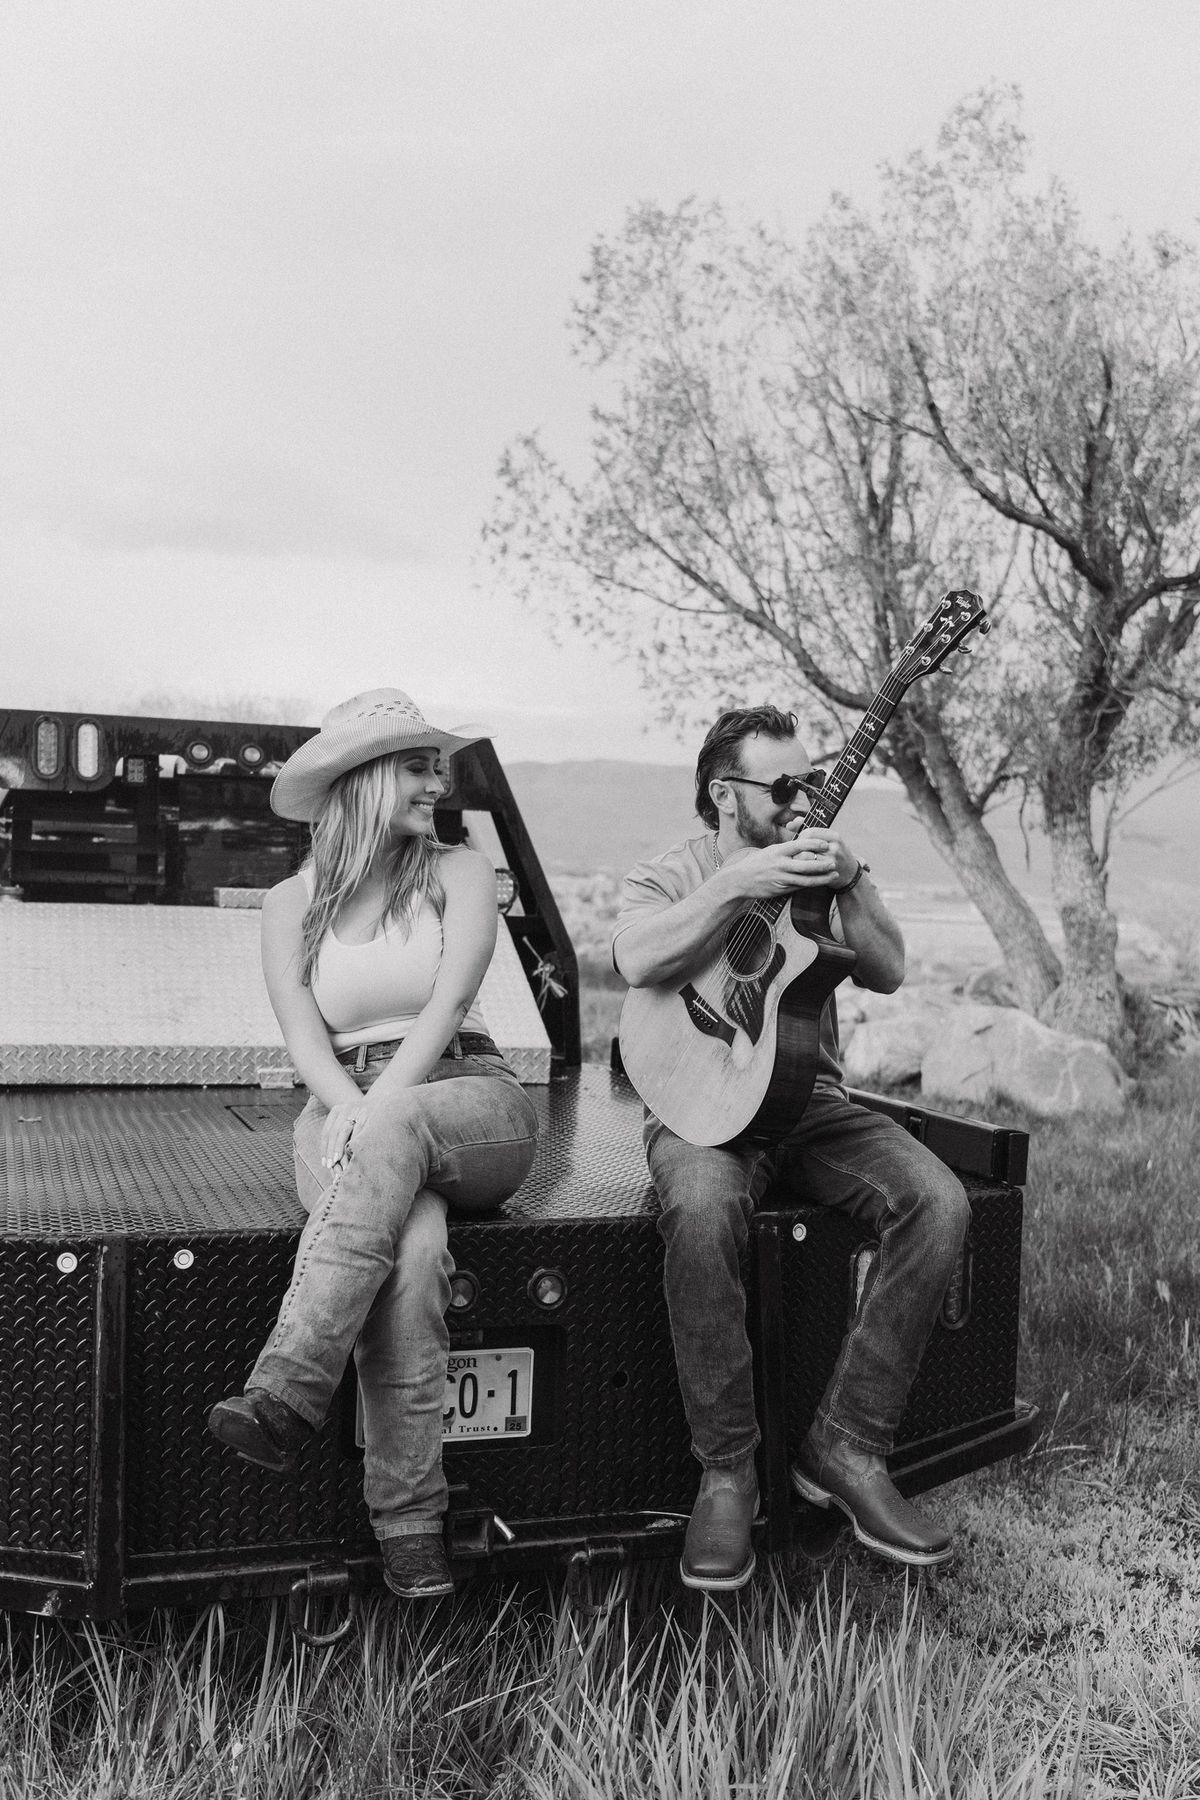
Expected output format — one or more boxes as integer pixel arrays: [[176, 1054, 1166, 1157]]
[[646, 1087, 970, 1468], [250, 1056, 538, 1540]]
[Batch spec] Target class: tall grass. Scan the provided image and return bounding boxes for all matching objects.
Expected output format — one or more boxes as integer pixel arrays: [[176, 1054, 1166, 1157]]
[[10, 1571, 1199, 1799], [973, 1054, 1200, 1475]]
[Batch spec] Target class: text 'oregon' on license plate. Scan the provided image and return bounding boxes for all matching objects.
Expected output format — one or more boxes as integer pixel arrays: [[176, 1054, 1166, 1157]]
[[443, 1348, 534, 1440]]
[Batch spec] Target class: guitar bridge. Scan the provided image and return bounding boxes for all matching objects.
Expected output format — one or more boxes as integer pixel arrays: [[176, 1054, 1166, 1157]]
[[679, 984, 736, 1046]]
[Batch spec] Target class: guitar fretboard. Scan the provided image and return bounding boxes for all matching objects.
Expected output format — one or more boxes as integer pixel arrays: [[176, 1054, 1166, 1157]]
[[805, 670, 907, 831]]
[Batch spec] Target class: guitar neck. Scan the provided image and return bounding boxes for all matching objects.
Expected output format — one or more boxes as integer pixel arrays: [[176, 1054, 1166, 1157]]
[[804, 669, 907, 831], [765, 671, 906, 943]]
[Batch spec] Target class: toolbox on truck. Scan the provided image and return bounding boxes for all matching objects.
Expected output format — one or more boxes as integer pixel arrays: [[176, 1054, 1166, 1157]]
[[0, 706, 1036, 1623]]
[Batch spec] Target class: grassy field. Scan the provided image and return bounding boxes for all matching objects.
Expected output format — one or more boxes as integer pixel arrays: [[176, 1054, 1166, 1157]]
[[3, 1038, 1198, 1796]]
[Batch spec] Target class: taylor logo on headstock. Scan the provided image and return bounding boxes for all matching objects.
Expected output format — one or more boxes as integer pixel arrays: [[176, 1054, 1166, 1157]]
[[618, 590, 991, 1149]]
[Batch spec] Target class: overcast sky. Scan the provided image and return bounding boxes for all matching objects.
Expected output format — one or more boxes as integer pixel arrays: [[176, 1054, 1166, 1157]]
[[3, 2, 1198, 761]]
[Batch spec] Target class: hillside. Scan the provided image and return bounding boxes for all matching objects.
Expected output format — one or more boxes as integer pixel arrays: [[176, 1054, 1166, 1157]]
[[505, 759, 1200, 961]]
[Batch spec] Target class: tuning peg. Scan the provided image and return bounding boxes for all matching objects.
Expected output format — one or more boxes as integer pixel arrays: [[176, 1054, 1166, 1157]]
[[978, 618, 992, 634]]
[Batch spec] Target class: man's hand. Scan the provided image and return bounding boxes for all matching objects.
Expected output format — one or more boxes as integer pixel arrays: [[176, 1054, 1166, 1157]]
[[724, 829, 858, 897]]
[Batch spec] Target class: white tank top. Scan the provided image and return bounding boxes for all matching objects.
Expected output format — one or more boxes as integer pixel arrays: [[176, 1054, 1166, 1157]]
[[300, 867, 488, 1052]]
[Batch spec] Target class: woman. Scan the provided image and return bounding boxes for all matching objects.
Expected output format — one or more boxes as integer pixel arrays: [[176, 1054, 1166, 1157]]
[[208, 689, 539, 1599]]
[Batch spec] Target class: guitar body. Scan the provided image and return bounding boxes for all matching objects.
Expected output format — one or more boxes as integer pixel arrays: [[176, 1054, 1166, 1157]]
[[618, 890, 858, 1149]]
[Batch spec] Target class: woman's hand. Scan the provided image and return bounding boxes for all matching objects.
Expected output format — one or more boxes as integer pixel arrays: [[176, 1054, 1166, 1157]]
[[321, 1098, 365, 1172]]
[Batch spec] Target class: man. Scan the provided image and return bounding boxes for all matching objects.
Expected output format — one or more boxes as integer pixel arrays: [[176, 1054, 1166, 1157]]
[[612, 705, 969, 1591]]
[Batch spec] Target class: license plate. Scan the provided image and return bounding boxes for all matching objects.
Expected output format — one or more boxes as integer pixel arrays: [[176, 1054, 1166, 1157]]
[[443, 1348, 533, 1440]]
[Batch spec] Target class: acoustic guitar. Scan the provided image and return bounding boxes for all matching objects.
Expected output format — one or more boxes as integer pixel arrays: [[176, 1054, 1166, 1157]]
[[618, 590, 991, 1148]]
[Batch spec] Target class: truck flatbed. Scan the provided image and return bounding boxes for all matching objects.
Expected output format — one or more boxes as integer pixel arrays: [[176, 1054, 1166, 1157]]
[[0, 1063, 1034, 1625], [0, 708, 1036, 1627], [0, 1064, 653, 1239]]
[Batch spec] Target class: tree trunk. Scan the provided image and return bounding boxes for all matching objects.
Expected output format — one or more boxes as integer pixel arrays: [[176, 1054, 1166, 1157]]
[[895, 770, 1062, 1011], [1039, 805, 1125, 1052], [888, 721, 1062, 1013]]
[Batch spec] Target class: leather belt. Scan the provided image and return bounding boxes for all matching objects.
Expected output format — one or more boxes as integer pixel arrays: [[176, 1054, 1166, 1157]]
[[336, 1032, 501, 1073]]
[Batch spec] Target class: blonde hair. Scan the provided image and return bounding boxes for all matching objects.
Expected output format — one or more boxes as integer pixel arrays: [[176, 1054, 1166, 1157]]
[[299, 751, 447, 986]]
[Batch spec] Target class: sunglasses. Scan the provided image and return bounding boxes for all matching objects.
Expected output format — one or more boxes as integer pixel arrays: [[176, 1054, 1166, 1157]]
[[725, 770, 828, 806]]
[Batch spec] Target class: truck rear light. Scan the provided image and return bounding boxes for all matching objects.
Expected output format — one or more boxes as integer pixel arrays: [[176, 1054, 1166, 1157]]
[[528, 1268, 567, 1309], [495, 868, 518, 914], [238, 742, 265, 771], [185, 738, 214, 767], [448, 1272, 479, 1312], [33, 715, 63, 779], [74, 720, 102, 780]]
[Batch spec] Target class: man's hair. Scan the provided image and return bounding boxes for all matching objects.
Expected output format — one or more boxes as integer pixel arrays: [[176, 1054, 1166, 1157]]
[[694, 705, 798, 830]]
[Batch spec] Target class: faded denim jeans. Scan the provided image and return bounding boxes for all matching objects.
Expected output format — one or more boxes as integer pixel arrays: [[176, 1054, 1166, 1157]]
[[250, 1054, 538, 1540], [647, 1087, 970, 1468]]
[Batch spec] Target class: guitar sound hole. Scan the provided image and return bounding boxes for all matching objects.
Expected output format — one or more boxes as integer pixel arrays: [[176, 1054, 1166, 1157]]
[[725, 913, 773, 978]]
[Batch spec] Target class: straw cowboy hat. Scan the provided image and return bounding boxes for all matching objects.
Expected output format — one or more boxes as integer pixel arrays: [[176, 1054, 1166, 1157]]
[[271, 689, 482, 822]]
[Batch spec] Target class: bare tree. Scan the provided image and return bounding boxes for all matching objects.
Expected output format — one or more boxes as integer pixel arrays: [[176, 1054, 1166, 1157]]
[[488, 195, 1063, 1011], [892, 89, 1200, 1045], [489, 91, 1200, 1051]]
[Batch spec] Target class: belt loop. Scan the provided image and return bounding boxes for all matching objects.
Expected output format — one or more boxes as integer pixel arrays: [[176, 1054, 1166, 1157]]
[[354, 1044, 368, 1074], [451, 1032, 463, 1060]]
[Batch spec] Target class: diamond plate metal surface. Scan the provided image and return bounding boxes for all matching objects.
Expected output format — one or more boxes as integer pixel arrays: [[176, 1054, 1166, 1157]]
[[121, 1217, 697, 1559], [442, 1218, 696, 1519], [125, 1235, 373, 1561], [0, 1043, 294, 1087], [0, 1068, 654, 1237], [0, 902, 551, 1085], [765, 1178, 1023, 1454], [0, 1068, 1025, 1602], [0, 1239, 96, 1555], [1, 1090, 306, 1236], [1, 903, 283, 1055]]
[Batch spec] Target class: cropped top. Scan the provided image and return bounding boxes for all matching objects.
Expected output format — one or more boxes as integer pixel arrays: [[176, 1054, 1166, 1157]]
[[299, 866, 488, 1052]]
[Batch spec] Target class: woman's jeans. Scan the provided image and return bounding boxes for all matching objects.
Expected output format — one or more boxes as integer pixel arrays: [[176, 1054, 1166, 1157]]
[[249, 1054, 538, 1540], [647, 1086, 970, 1469]]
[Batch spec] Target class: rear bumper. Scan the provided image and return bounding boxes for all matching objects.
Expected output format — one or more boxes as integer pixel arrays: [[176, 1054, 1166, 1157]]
[[0, 1401, 1037, 1623]]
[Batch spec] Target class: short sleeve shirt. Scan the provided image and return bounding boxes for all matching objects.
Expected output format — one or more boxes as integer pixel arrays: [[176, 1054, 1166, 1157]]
[[612, 832, 846, 1095]]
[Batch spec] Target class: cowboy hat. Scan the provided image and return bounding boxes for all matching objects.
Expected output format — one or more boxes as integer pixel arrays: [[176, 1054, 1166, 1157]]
[[270, 689, 482, 822]]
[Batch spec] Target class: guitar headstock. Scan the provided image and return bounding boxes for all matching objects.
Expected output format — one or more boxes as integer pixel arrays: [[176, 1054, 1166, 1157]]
[[896, 589, 990, 683]]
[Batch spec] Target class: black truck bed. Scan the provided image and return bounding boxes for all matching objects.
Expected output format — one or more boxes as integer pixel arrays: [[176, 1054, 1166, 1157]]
[[0, 1066, 1035, 1623], [0, 1064, 654, 1239]]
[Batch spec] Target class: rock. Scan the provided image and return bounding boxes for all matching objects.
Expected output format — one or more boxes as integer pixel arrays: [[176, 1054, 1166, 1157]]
[[842, 1007, 946, 1087], [836, 983, 956, 1081], [962, 964, 1018, 1007], [921, 1006, 1127, 1117], [849, 981, 956, 1021]]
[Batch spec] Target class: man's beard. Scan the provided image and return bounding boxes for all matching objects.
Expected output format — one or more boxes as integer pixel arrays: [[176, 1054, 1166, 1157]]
[[733, 788, 788, 849]]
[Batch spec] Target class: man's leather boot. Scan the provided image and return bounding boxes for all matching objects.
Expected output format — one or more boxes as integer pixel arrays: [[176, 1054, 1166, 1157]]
[[680, 1457, 759, 1591], [791, 1432, 953, 1567]]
